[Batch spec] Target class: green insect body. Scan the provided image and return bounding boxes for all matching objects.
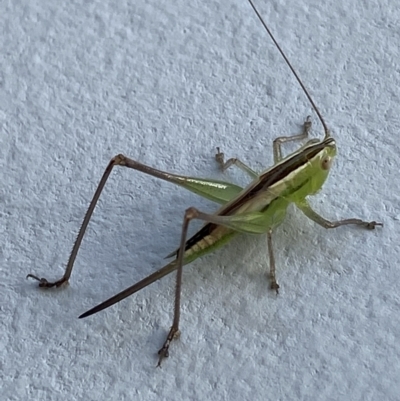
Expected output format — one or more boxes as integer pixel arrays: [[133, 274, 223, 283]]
[[27, 0, 381, 366], [80, 136, 337, 317]]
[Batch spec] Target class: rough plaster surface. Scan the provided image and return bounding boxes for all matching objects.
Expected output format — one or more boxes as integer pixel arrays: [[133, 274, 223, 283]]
[[1, 0, 399, 400]]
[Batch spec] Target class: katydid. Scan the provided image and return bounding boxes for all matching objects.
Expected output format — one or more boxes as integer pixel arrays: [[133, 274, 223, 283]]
[[27, 0, 382, 366]]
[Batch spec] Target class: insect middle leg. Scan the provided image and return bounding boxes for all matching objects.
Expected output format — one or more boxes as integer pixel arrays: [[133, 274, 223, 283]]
[[216, 116, 313, 177], [267, 230, 279, 293], [215, 147, 258, 179], [157, 206, 278, 366]]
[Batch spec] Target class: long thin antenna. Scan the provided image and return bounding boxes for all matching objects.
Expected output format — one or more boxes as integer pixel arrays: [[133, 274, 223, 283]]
[[247, 0, 330, 138]]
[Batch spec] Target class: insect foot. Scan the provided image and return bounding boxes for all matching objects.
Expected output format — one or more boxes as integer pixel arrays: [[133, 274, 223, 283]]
[[26, 274, 69, 288], [157, 327, 181, 367]]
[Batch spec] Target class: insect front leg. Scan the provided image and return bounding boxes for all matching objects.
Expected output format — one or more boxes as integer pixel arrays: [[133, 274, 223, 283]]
[[296, 199, 383, 230], [273, 116, 312, 162]]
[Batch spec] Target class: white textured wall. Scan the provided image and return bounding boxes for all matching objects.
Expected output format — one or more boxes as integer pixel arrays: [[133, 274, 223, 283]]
[[2, 0, 399, 400]]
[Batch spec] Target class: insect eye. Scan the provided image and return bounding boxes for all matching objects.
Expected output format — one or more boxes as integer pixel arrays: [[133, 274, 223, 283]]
[[321, 156, 332, 170]]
